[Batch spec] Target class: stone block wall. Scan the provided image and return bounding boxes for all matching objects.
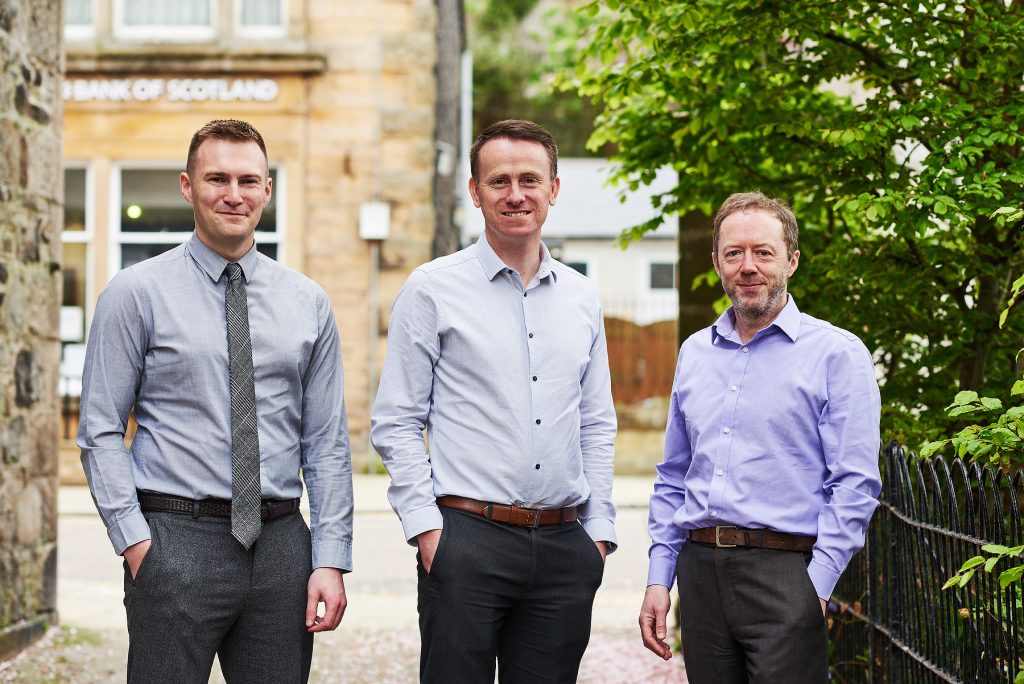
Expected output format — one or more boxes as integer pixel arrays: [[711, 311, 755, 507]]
[[0, 0, 63, 661]]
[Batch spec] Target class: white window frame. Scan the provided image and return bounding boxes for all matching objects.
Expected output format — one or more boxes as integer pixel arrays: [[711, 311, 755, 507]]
[[62, 162, 95, 333], [63, 0, 96, 42], [112, 0, 217, 42], [109, 162, 285, 275], [235, 0, 287, 39]]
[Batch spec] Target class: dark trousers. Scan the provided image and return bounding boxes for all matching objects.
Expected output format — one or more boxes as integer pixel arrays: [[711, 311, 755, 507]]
[[123, 510, 314, 684], [676, 542, 828, 684], [417, 507, 605, 684]]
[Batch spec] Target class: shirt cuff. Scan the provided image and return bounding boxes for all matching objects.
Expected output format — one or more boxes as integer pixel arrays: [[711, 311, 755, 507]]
[[581, 517, 618, 554], [400, 504, 444, 545], [807, 558, 842, 600], [647, 552, 679, 589], [312, 539, 353, 572], [109, 511, 152, 556]]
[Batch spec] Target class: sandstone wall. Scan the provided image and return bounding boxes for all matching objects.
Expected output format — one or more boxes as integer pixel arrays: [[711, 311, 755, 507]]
[[0, 0, 63, 661]]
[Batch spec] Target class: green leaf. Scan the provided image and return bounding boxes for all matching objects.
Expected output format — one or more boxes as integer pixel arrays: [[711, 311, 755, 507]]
[[982, 544, 1011, 554], [942, 575, 961, 590], [979, 397, 1003, 411], [959, 556, 986, 571], [998, 565, 1024, 589], [985, 556, 1001, 573], [959, 568, 976, 587], [951, 391, 980, 406]]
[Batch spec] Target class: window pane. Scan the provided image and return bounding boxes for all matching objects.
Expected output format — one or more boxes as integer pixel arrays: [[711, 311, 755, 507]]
[[121, 170, 194, 233], [565, 261, 588, 277], [124, 0, 211, 26], [65, 168, 87, 232], [65, 0, 91, 25], [120, 169, 278, 233], [241, 0, 282, 26], [650, 263, 676, 290], [121, 243, 178, 269]]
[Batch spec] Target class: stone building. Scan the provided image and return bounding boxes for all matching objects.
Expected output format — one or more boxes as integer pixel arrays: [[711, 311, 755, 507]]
[[0, 0, 63, 660], [59, 0, 464, 468]]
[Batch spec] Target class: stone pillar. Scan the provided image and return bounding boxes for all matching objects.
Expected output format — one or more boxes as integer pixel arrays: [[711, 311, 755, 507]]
[[0, 0, 63, 661]]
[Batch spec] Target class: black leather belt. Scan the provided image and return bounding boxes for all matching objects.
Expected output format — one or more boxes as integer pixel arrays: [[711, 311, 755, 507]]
[[138, 492, 299, 522], [689, 526, 816, 552]]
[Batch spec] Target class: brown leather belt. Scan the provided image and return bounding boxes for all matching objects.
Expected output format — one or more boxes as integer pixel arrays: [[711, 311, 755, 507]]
[[689, 526, 816, 553], [437, 495, 578, 528], [138, 492, 299, 522]]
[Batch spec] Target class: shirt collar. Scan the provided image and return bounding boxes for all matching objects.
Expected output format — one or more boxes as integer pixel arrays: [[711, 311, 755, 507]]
[[474, 236, 558, 284], [711, 295, 801, 344], [185, 232, 260, 283]]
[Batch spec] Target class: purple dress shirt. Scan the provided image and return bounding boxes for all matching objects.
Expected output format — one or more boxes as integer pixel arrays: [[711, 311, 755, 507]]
[[647, 296, 881, 599]]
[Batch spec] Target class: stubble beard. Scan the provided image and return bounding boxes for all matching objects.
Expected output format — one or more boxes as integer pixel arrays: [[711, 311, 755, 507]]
[[727, 276, 789, 325]]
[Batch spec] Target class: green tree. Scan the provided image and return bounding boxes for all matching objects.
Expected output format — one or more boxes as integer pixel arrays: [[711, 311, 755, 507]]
[[467, 0, 602, 155], [561, 0, 1024, 441]]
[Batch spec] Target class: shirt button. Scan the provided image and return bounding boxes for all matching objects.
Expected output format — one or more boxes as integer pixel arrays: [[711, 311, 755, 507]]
[[535, 464, 541, 470], [711, 511, 718, 518], [524, 292, 528, 297], [535, 419, 542, 425], [742, 347, 749, 353], [722, 427, 731, 434], [532, 376, 538, 381], [730, 385, 737, 391], [507, 269, 514, 274], [716, 470, 724, 476], [528, 333, 534, 339]]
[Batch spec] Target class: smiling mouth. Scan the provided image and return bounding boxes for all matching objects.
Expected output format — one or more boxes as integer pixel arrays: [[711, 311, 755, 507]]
[[502, 211, 530, 217]]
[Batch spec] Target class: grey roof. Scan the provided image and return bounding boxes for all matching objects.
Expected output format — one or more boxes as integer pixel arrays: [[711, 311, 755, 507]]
[[460, 158, 678, 240]]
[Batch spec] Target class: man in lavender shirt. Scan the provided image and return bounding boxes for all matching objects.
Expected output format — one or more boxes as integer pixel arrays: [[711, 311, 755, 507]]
[[638, 191, 881, 682]]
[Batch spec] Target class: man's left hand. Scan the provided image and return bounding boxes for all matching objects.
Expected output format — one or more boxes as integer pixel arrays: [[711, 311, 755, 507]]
[[595, 541, 608, 562], [820, 598, 827, 616], [306, 568, 347, 633]]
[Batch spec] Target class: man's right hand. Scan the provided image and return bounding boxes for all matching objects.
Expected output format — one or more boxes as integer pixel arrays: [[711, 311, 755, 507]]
[[416, 529, 442, 574], [639, 584, 673, 660], [123, 539, 151, 580]]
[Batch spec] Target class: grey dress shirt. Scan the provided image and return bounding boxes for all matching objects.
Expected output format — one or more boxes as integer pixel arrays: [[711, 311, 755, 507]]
[[78, 233, 353, 570], [370, 237, 618, 548]]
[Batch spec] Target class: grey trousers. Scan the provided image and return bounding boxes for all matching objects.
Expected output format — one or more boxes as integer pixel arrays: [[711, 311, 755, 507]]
[[417, 507, 605, 684], [677, 541, 828, 684], [123, 510, 314, 684]]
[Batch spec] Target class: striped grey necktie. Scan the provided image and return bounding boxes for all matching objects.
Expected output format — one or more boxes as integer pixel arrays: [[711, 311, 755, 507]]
[[224, 262, 261, 549]]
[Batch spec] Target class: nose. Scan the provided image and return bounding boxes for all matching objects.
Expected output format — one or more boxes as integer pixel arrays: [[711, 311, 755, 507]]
[[506, 181, 526, 204], [739, 251, 757, 272], [224, 181, 243, 204]]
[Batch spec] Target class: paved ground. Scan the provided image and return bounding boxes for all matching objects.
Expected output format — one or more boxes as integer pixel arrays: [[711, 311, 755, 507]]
[[0, 475, 687, 683]]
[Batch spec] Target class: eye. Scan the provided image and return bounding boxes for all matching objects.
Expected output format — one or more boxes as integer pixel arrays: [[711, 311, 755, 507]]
[[522, 177, 541, 186], [241, 178, 261, 187], [488, 178, 508, 187]]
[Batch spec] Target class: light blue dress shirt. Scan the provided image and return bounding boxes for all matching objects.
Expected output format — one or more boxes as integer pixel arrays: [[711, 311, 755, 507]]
[[78, 233, 353, 571], [647, 297, 881, 599], [370, 237, 618, 547]]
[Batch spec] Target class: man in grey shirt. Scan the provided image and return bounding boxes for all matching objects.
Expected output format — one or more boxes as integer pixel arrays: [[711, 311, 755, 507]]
[[78, 119, 352, 683], [371, 119, 617, 683]]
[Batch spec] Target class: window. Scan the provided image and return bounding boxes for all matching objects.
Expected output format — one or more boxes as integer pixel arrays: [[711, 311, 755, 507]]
[[564, 261, 588, 277], [115, 165, 281, 270], [64, 0, 94, 40], [62, 167, 91, 342], [238, 0, 285, 37], [114, 0, 215, 40], [649, 262, 677, 291]]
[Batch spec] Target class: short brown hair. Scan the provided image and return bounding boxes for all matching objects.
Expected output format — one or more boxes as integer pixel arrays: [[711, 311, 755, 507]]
[[186, 119, 268, 175], [470, 119, 558, 181], [713, 191, 799, 258]]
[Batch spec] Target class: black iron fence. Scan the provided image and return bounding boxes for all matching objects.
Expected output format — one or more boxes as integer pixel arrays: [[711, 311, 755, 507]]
[[831, 442, 1024, 682]]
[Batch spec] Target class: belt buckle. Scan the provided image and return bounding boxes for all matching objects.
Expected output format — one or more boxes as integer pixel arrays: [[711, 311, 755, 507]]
[[715, 525, 737, 548], [530, 509, 541, 529]]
